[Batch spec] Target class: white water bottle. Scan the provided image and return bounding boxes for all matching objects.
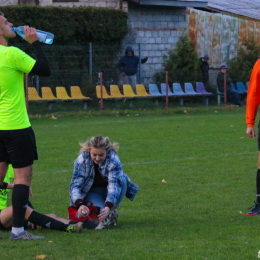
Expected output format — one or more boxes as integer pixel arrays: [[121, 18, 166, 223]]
[[13, 26, 54, 44]]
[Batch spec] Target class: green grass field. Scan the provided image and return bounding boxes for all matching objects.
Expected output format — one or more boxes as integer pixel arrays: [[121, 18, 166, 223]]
[[1, 107, 260, 260]]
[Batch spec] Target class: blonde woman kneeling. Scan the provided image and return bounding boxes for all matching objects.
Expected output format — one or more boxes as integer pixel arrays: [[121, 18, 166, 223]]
[[69, 135, 139, 229]]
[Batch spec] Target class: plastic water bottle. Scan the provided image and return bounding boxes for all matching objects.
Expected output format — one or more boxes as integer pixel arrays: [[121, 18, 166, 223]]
[[81, 209, 89, 217], [13, 26, 54, 44]]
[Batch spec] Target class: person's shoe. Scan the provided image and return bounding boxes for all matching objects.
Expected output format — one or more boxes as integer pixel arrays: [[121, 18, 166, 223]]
[[109, 209, 118, 227], [247, 201, 260, 216], [82, 220, 99, 230], [66, 222, 83, 233], [0, 235, 4, 239], [10, 231, 45, 240], [95, 209, 119, 230]]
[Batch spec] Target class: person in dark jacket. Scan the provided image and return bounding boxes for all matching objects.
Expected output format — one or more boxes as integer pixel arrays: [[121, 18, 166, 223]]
[[118, 46, 148, 93], [199, 54, 209, 84], [217, 63, 241, 106]]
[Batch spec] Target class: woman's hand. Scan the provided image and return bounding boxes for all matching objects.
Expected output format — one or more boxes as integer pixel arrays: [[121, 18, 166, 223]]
[[98, 207, 110, 221], [78, 205, 89, 218]]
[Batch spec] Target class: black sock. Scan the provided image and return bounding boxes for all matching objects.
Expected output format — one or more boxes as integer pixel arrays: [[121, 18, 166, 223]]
[[28, 210, 68, 232], [69, 220, 77, 224], [12, 184, 29, 228], [256, 169, 260, 203]]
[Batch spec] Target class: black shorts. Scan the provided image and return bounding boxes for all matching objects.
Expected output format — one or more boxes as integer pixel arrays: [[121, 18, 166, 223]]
[[0, 127, 38, 168]]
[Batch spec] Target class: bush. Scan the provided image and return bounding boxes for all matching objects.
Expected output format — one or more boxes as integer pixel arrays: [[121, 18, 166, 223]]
[[228, 39, 260, 83], [153, 35, 201, 88], [0, 5, 128, 45]]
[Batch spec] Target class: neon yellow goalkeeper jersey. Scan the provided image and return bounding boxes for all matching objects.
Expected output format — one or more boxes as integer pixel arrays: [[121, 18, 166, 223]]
[[0, 45, 35, 130], [0, 165, 15, 210]]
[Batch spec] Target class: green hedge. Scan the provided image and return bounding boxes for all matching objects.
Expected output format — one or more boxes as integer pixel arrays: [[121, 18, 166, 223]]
[[0, 5, 128, 45]]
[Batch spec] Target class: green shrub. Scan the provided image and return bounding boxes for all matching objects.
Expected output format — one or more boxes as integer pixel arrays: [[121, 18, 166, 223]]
[[153, 35, 201, 88], [0, 5, 128, 45], [228, 39, 260, 83]]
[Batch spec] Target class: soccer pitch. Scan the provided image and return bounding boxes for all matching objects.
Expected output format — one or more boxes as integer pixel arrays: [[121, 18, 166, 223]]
[[1, 109, 259, 259]]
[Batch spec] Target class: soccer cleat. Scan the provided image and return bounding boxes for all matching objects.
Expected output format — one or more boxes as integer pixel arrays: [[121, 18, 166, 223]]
[[10, 231, 45, 240], [247, 201, 260, 216], [66, 222, 83, 233], [95, 209, 119, 230]]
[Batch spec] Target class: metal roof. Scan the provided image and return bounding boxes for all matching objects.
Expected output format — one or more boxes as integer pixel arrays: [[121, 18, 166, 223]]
[[207, 0, 260, 20], [128, 0, 208, 8]]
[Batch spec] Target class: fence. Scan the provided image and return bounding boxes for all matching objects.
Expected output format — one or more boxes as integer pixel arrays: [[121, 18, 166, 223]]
[[18, 43, 250, 111]]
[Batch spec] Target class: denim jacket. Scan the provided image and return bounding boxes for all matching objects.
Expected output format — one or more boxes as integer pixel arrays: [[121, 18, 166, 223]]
[[70, 150, 139, 206]]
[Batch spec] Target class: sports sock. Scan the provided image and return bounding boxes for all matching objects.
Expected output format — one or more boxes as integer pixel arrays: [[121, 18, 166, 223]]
[[28, 211, 68, 232], [256, 169, 260, 203], [69, 220, 78, 224], [12, 184, 29, 229], [11, 227, 24, 235]]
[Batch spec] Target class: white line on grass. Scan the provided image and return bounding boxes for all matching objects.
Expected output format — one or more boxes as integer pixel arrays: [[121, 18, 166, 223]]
[[35, 151, 256, 175]]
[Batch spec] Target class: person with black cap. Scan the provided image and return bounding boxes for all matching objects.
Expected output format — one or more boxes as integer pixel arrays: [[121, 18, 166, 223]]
[[118, 46, 148, 94], [199, 54, 210, 84], [217, 63, 241, 106]]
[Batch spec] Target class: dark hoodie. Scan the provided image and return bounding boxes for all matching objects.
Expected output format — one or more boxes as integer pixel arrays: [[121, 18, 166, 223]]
[[118, 46, 148, 76], [199, 57, 209, 83]]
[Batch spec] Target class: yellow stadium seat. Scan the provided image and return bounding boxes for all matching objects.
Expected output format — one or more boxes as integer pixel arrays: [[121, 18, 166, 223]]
[[70, 86, 90, 99], [136, 84, 153, 97], [110, 85, 124, 98], [56, 86, 72, 100], [123, 85, 137, 97], [41, 87, 57, 100], [28, 87, 42, 101], [96, 86, 111, 99]]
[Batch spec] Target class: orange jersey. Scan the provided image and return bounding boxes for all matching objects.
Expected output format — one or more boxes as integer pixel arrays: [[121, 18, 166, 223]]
[[246, 59, 260, 127]]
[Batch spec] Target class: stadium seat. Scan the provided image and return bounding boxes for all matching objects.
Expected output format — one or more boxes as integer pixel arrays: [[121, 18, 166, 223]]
[[136, 84, 153, 97], [71, 86, 90, 99], [231, 83, 236, 90], [41, 87, 57, 100], [195, 82, 213, 95], [28, 87, 42, 101], [172, 83, 187, 95], [148, 84, 164, 96], [246, 81, 249, 90], [56, 86, 72, 100], [96, 86, 111, 99], [123, 85, 137, 97], [161, 83, 176, 96], [184, 83, 200, 95], [110, 85, 124, 98], [236, 82, 247, 94]]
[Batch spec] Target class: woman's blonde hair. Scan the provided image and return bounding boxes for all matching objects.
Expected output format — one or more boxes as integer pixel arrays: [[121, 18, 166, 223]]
[[79, 135, 119, 155]]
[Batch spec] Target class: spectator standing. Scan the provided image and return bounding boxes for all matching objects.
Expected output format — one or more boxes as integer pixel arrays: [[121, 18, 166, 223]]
[[199, 54, 209, 85], [118, 46, 148, 93]]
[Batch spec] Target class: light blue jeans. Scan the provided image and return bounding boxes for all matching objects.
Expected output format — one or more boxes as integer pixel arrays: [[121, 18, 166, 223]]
[[84, 176, 127, 213]]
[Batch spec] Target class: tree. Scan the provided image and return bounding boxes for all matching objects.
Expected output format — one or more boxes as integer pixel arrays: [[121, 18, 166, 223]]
[[228, 39, 260, 83], [153, 35, 200, 88]]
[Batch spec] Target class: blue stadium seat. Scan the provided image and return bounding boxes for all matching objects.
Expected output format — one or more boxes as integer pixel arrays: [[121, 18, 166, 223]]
[[184, 82, 200, 95], [231, 83, 236, 90], [172, 83, 187, 95], [148, 84, 165, 96], [246, 81, 249, 90], [236, 82, 247, 94], [161, 83, 176, 96]]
